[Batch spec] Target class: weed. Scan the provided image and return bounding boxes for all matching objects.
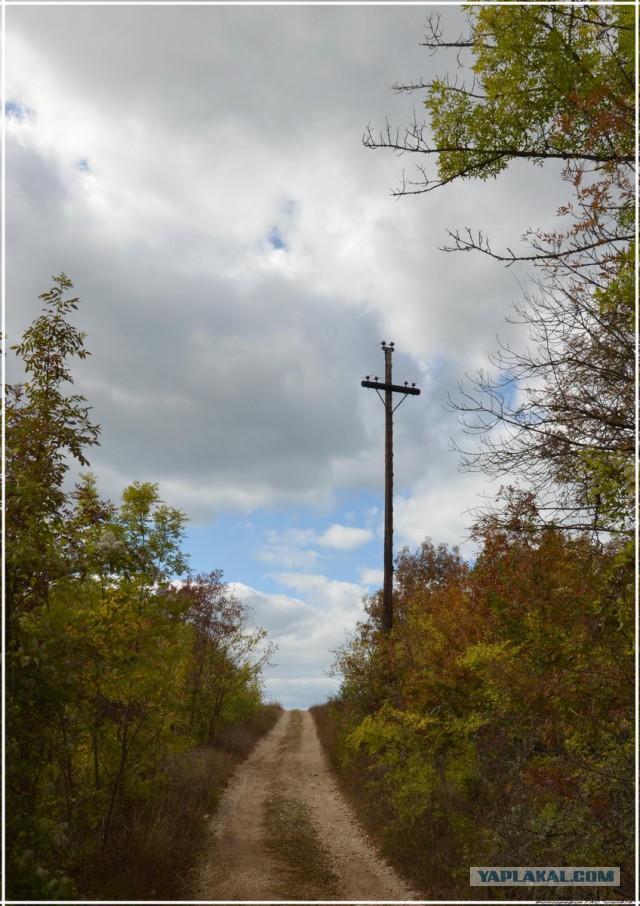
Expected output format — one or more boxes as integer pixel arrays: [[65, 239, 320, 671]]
[[263, 788, 340, 899], [278, 707, 303, 752]]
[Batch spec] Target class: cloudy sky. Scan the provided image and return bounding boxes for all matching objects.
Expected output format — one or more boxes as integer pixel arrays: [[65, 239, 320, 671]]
[[5, 3, 564, 708]]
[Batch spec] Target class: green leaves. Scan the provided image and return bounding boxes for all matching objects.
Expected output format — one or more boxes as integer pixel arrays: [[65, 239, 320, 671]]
[[426, 5, 635, 185], [118, 481, 189, 579], [5, 276, 101, 653], [5, 276, 275, 898]]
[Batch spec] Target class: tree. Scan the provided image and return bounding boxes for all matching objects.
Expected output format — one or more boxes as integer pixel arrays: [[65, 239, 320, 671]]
[[339, 13, 636, 890], [364, 5, 635, 534], [365, 6, 634, 202], [332, 518, 634, 897], [5, 274, 100, 643], [447, 250, 635, 534], [179, 571, 276, 742], [5, 278, 277, 898]]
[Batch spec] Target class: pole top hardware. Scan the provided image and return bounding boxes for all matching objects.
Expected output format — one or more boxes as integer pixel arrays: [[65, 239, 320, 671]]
[[361, 378, 421, 395]]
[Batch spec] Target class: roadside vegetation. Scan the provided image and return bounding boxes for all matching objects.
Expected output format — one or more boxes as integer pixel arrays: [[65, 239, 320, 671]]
[[5, 274, 278, 900], [6, 6, 634, 901], [313, 526, 633, 899], [316, 6, 635, 902], [86, 703, 282, 899]]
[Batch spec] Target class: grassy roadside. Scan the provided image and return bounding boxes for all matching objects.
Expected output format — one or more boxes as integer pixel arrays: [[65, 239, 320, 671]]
[[310, 700, 433, 897], [82, 703, 283, 900]]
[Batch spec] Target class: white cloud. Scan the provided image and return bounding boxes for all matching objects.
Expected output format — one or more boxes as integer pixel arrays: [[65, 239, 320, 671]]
[[255, 528, 322, 571], [229, 582, 316, 634], [317, 523, 373, 551], [251, 522, 375, 574], [231, 575, 368, 708], [394, 470, 497, 556], [359, 567, 384, 588]]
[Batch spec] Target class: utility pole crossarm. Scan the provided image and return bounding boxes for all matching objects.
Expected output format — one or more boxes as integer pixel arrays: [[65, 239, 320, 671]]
[[361, 341, 421, 635], [361, 379, 421, 396]]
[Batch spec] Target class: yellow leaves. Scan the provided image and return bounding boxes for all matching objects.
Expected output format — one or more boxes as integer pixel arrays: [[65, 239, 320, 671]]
[[444, 742, 478, 793], [459, 637, 519, 670], [346, 706, 440, 824], [335, 516, 634, 886], [347, 706, 401, 757]]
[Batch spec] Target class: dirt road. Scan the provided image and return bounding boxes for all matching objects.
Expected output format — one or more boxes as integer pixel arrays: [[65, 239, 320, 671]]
[[192, 709, 417, 901]]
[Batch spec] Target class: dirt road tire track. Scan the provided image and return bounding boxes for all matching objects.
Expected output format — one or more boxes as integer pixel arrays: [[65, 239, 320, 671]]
[[192, 709, 417, 901]]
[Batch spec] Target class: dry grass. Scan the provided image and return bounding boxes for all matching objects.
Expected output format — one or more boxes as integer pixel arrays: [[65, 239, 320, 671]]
[[82, 704, 283, 900], [263, 789, 340, 899], [278, 706, 303, 751]]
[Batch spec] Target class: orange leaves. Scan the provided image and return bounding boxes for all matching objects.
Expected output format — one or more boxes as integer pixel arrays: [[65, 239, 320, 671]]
[[335, 515, 634, 884]]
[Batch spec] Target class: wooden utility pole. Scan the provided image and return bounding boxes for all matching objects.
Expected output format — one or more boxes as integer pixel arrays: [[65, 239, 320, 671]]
[[361, 342, 420, 634]]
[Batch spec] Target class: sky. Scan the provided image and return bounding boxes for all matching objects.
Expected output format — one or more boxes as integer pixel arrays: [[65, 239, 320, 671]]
[[5, 3, 566, 709]]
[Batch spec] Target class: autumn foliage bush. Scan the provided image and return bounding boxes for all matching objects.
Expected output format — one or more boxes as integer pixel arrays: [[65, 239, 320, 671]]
[[325, 520, 634, 900]]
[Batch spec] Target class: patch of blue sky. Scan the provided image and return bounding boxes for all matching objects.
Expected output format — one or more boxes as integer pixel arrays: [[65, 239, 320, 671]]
[[267, 226, 287, 251], [183, 487, 385, 595], [494, 368, 520, 412], [4, 100, 35, 121], [184, 510, 270, 588]]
